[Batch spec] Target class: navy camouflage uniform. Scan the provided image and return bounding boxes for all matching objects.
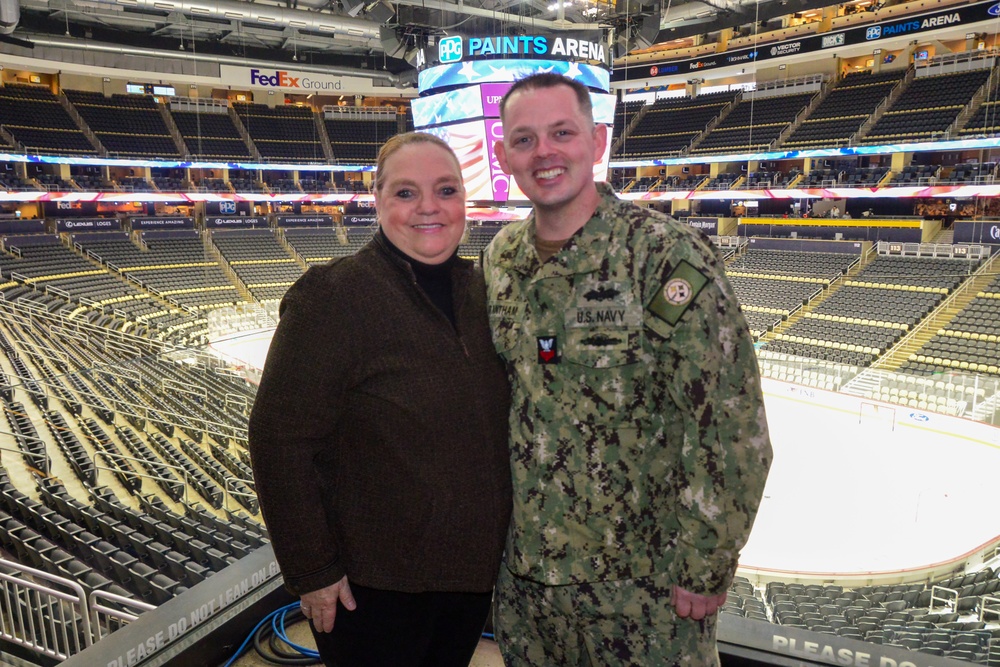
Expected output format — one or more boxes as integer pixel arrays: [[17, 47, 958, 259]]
[[483, 183, 772, 666]]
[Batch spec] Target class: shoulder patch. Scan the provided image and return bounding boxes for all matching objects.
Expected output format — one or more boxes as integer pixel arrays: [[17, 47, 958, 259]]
[[647, 260, 709, 326]]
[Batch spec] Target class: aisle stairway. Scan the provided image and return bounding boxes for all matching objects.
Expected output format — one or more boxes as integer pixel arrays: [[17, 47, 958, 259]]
[[871, 252, 999, 372]]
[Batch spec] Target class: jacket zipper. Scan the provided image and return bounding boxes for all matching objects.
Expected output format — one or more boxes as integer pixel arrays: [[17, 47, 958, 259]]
[[408, 274, 471, 359]]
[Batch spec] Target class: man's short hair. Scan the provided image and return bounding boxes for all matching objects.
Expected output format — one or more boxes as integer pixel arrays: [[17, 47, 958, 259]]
[[499, 73, 593, 123]]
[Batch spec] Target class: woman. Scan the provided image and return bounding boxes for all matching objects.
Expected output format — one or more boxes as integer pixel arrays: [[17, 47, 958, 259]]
[[248, 132, 512, 667]]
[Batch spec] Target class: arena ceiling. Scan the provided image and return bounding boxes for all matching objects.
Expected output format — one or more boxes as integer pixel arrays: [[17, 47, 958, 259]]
[[5, 0, 844, 77]]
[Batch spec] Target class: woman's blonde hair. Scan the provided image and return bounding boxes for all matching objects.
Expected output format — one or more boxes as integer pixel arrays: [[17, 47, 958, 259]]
[[373, 132, 463, 193]]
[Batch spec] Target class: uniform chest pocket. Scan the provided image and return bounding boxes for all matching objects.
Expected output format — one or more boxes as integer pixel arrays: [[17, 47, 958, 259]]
[[561, 329, 648, 425]]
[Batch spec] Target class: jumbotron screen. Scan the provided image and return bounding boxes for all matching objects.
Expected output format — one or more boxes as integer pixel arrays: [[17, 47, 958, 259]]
[[412, 81, 615, 203]]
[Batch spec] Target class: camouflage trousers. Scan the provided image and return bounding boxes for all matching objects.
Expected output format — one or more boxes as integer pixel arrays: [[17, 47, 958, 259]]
[[494, 564, 720, 667]]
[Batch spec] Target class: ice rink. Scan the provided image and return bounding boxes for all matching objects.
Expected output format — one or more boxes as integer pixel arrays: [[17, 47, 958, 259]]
[[214, 330, 1000, 579]]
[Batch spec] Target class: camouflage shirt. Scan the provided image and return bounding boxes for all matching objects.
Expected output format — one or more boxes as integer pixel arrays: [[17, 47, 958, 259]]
[[483, 183, 772, 594]]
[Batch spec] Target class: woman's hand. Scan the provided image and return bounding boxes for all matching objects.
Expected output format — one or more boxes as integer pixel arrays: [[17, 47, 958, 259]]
[[300, 576, 357, 632]]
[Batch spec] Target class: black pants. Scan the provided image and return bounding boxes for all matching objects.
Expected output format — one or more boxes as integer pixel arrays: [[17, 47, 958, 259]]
[[310, 584, 492, 667]]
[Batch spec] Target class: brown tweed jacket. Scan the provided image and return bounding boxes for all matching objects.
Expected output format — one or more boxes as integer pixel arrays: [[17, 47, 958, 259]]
[[248, 235, 512, 596]]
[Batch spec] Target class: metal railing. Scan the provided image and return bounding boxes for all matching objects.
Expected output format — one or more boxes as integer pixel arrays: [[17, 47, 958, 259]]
[[89, 590, 156, 642], [0, 559, 93, 660], [929, 585, 959, 612], [0, 558, 158, 659], [979, 595, 1000, 622]]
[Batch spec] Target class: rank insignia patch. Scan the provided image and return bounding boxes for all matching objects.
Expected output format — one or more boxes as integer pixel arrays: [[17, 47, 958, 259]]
[[537, 336, 558, 364], [648, 260, 709, 326]]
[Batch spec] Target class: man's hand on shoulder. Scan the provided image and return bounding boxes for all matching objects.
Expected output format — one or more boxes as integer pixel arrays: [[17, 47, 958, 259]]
[[673, 585, 727, 620]]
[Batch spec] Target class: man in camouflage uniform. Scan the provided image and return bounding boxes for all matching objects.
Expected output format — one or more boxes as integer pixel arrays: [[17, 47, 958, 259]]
[[484, 73, 772, 665]]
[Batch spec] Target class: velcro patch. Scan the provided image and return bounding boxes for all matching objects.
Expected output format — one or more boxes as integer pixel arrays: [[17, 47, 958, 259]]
[[537, 336, 558, 364], [648, 260, 709, 326]]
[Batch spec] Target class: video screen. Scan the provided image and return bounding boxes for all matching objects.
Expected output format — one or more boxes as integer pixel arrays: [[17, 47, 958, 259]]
[[413, 82, 616, 203]]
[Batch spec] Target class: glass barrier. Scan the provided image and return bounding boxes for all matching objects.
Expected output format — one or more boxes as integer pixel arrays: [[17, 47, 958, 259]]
[[757, 348, 1000, 426]]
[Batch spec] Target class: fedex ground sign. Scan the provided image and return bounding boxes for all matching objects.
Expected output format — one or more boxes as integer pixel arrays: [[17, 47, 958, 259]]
[[219, 65, 390, 95], [251, 69, 302, 87]]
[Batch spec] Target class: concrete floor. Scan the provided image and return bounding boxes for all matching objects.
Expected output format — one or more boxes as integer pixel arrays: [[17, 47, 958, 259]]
[[229, 618, 504, 666]]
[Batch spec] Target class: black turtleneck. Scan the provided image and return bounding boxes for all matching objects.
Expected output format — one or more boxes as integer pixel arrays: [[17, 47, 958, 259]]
[[379, 230, 457, 326]]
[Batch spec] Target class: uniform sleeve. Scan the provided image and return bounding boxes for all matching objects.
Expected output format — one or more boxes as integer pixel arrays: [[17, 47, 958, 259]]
[[644, 241, 772, 596], [247, 268, 352, 596]]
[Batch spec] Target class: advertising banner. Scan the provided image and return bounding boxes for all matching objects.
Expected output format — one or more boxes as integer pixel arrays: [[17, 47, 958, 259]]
[[343, 215, 377, 225], [275, 215, 334, 227], [219, 65, 391, 96], [55, 218, 121, 232], [0, 219, 45, 235], [614, 0, 998, 82], [953, 220, 1000, 245], [129, 217, 194, 230], [480, 83, 512, 118], [204, 216, 269, 228], [685, 217, 719, 234], [435, 30, 607, 67]]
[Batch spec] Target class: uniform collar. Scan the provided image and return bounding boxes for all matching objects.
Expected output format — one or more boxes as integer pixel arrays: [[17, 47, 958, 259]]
[[503, 182, 621, 279]]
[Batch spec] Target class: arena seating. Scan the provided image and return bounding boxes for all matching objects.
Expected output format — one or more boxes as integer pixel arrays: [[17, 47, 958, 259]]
[[945, 162, 998, 184], [720, 571, 1000, 664], [891, 164, 940, 185], [726, 249, 857, 338], [744, 171, 777, 188], [297, 177, 335, 193], [783, 70, 903, 149], [325, 114, 399, 163], [0, 84, 96, 155], [801, 167, 840, 187], [70, 231, 239, 340], [900, 273, 1000, 378], [614, 91, 737, 158], [284, 228, 349, 265], [842, 165, 890, 186], [228, 171, 266, 192], [343, 226, 376, 254], [767, 254, 977, 366], [960, 100, 1000, 139], [0, 162, 34, 190], [860, 69, 992, 145], [64, 90, 180, 159], [628, 175, 659, 191], [458, 224, 503, 259], [653, 173, 710, 191], [70, 167, 108, 190], [611, 99, 646, 146], [705, 172, 740, 190], [210, 229, 304, 302], [233, 102, 327, 162], [171, 110, 252, 161], [691, 92, 814, 155], [263, 176, 301, 193], [0, 234, 158, 324]]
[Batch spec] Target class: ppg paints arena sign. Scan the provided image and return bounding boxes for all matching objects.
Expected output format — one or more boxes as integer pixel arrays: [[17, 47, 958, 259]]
[[437, 30, 607, 65]]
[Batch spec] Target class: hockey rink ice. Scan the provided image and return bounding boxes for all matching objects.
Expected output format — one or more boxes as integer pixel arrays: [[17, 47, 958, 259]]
[[212, 329, 1000, 579]]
